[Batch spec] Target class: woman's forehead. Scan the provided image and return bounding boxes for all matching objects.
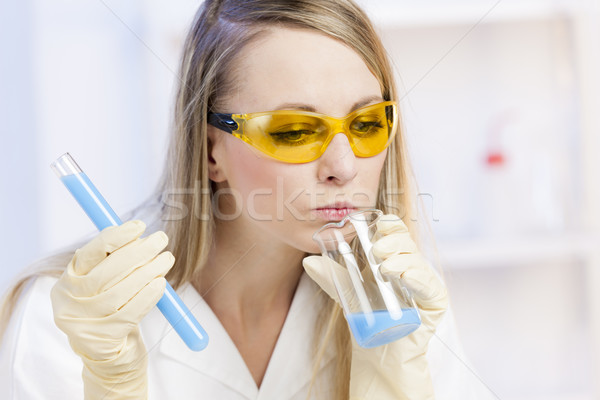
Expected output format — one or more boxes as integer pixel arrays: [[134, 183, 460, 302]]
[[221, 26, 382, 117]]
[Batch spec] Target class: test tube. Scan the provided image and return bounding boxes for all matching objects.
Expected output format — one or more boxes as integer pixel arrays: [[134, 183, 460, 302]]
[[50, 152, 209, 351]]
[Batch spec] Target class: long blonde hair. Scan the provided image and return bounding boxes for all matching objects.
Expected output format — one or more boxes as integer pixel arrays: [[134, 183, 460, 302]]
[[1, 1, 422, 398]]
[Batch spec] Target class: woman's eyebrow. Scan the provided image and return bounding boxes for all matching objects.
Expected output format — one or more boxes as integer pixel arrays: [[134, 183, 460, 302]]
[[273, 102, 317, 112], [272, 95, 384, 113], [350, 95, 384, 112]]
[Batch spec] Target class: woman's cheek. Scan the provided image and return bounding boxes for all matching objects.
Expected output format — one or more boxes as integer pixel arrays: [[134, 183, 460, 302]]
[[224, 151, 287, 219]]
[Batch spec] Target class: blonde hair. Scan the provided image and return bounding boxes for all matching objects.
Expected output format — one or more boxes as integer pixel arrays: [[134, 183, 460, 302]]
[[1, 1, 424, 398]]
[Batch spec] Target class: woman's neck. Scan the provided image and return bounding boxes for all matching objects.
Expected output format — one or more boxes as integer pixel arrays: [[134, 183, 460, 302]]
[[193, 217, 306, 326]]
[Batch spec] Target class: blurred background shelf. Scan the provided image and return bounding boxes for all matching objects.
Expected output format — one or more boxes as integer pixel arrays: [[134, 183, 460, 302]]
[[438, 233, 598, 270]]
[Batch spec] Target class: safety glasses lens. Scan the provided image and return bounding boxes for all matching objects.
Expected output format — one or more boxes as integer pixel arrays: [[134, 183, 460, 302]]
[[240, 102, 396, 163], [348, 104, 393, 157]]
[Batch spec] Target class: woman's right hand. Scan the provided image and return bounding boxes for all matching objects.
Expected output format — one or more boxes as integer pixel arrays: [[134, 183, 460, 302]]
[[50, 220, 175, 400]]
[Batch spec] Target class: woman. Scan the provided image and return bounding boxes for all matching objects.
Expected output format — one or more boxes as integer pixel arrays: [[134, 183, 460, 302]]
[[0, 1, 491, 399]]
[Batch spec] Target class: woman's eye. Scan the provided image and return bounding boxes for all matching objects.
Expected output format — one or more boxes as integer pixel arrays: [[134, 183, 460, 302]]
[[351, 119, 383, 134], [269, 129, 314, 143], [269, 122, 320, 144]]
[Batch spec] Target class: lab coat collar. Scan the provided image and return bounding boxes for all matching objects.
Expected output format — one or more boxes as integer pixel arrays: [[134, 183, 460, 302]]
[[157, 272, 335, 399]]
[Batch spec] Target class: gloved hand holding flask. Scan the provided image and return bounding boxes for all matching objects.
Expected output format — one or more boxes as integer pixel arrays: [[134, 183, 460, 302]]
[[304, 211, 448, 399]]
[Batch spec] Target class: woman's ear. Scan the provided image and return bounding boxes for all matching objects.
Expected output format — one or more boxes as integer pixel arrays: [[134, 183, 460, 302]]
[[207, 128, 227, 183]]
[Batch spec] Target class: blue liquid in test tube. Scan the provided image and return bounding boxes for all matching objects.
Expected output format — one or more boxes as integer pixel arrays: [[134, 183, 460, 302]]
[[51, 152, 209, 351]]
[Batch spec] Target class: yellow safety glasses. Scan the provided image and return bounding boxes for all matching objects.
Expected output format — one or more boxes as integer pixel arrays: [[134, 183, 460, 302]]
[[207, 101, 398, 163]]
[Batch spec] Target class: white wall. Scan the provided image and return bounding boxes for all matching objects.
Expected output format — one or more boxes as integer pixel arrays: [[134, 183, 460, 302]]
[[0, 0, 200, 292], [1, 0, 42, 290]]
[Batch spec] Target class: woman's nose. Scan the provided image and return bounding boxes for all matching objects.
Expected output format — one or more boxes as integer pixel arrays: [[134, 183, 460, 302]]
[[316, 133, 358, 184]]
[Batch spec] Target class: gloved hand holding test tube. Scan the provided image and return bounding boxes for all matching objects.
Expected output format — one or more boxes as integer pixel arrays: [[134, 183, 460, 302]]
[[50, 152, 209, 352]]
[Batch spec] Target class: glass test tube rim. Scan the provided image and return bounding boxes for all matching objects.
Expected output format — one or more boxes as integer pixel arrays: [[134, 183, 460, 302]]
[[51, 152, 82, 178]]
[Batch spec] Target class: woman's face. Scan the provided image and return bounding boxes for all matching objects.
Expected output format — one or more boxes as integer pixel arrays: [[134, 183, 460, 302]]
[[208, 27, 388, 253]]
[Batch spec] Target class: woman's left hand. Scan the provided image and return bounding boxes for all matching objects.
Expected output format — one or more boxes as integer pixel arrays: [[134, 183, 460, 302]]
[[303, 214, 448, 400]]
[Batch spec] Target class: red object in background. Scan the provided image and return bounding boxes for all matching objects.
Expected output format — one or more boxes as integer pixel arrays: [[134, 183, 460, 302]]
[[486, 151, 505, 166]]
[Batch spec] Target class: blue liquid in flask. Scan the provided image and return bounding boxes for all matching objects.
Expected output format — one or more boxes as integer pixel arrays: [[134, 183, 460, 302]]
[[346, 308, 421, 348]]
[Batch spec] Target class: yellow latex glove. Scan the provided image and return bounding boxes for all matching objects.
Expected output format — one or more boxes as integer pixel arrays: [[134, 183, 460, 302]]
[[50, 220, 175, 400], [303, 214, 448, 400]]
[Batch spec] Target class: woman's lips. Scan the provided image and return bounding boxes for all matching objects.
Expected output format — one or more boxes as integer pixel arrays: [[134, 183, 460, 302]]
[[312, 207, 357, 221]]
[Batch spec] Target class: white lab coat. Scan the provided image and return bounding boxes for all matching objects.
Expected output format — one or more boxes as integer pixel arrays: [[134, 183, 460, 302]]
[[0, 273, 496, 399]]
